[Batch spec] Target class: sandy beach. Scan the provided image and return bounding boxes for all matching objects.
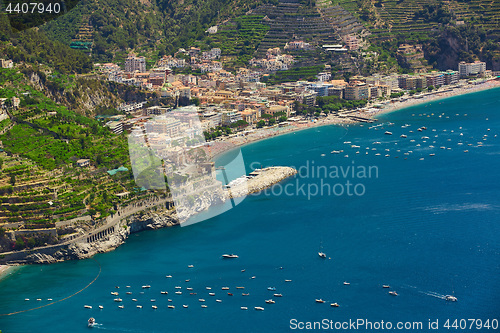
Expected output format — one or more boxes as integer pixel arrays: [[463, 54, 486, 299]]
[[207, 78, 500, 160], [0, 264, 13, 279]]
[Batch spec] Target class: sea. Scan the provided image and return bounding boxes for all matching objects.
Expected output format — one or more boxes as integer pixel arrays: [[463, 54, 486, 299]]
[[0, 87, 499, 332]]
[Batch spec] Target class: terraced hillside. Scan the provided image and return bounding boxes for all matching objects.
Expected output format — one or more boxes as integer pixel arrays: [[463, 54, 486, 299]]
[[251, 0, 341, 57]]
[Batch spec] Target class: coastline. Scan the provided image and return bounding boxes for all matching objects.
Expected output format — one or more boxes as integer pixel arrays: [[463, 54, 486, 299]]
[[208, 79, 500, 161], [0, 265, 14, 280]]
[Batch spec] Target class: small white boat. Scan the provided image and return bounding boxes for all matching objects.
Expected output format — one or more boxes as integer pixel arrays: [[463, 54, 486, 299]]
[[265, 299, 275, 304], [209, 293, 215, 296], [98, 305, 103, 309], [285, 279, 292, 282], [84, 305, 92, 309], [175, 286, 182, 289], [126, 292, 132, 295], [137, 305, 142, 308], [242, 293, 250, 296], [199, 299, 206, 302], [175, 291, 182, 295], [330, 303, 339, 307], [183, 305, 188, 308], [118, 305, 124, 309], [241, 306, 248, 310], [385, 131, 393, 135], [445, 295, 457, 302], [273, 293, 282, 297], [24, 298, 29, 301], [216, 299, 222, 303], [151, 299, 156, 302], [161, 291, 168, 294], [254, 306, 264, 311], [318, 252, 327, 258], [88, 318, 96, 327], [389, 291, 398, 296], [236, 286, 245, 289], [186, 287, 193, 291], [168, 305, 175, 309], [152, 305, 157, 309], [206, 287, 212, 290], [400, 135, 407, 138], [188, 265, 194, 268], [111, 291, 119, 296], [221, 287, 229, 290], [166, 275, 172, 278], [382, 285, 390, 288], [343, 282, 350, 285], [113, 298, 122, 302], [251, 276, 256, 279], [315, 299, 325, 303], [126, 286, 130, 288], [185, 279, 190, 282], [142, 285, 151, 289], [331, 150, 341, 154], [36, 299, 42, 301], [201, 305, 208, 308]]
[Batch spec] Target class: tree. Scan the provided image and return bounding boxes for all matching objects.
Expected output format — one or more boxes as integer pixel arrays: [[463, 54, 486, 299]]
[[256, 120, 266, 128], [268, 118, 276, 125], [278, 116, 287, 123], [427, 85, 434, 91], [10, 174, 15, 186]]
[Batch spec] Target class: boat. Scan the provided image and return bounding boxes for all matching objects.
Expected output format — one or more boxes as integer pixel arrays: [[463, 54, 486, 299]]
[[201, 305, 208, 308], [88, 318, 96, 327], [161, 291, 168, 294], [168, 305, 175, 309], [142, 285, 151, 289], [126, 286, 130, 288], [221, 287, 229, 290], [273, 293, 282, 297], [132, 298, 137, 302], [445, 295, 457, 302], [343, 282, 350, 285], [315, 299, 325, 303], [126, 292, 132, 295], [236, 286, 245, 289], [318, 252, 326, 258], [199, 299, 206, 302], [382, 285, 390, 288], [151, 299, 156, 302], [385, 131, 393, 135], [111, 292, 119, 296], [254, 307, 264, 311], [186, 287, 193, 291], [209, 293, 215, 296], [330, 303, 339, 307], [24, 298, 29, 301], [113, 298, 122, 302], [84, 305, 92, 309], [206, 287, 212, 290], [118, 305, 124, 309], [222, 253, 239, 259], [216, 299, 222, 303], [331, 150, 341, 154], [242, 293, 250, 296], [227, 293, 233, 296], [36, 298, 42, 301], [190, 293, 197, 295], [188, 265, 194, 268], [185, 279, 190, 282], [175, 286, 182, 289], [98, 305, 103, 309], [251, 276, 256, 279], [389, 291, 398, 296], [267, 287, 276, 291], [265, 299, 275, 304], [241, 306, 248, 310], [166, 275, 172, 278], [400, 135, 407, 138], [175, 291, 182, 295], [137, 305, 142, 309], [285, 279, 292, 282], [152, 305, 158, 309], [183, 305, 188, 308]]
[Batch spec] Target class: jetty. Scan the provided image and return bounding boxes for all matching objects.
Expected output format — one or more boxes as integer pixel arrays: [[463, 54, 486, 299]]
[[226, 167, 297, 198]]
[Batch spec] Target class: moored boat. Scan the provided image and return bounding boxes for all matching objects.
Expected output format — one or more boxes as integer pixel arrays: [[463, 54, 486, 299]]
[[222, 254, 239, 259], [88, 317, 95, 327]]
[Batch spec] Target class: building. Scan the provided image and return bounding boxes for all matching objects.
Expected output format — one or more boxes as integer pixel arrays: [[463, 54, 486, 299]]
[[343, 35, 359, 51], [76, 159, 90, 167], [344, 82, 369, 100], [458, 61, 486, 78], [221, 110, 242, 126], [442, 70, 459, 85], [415, 76, 427, 89], [144, 116, 181, 137], [398, 75, 417, 90], [426, 73, 445, 88], [240, 109, 260, 124], [106, 121, 123, 135], [328, 86, 344, 99], [306, 83, 332, 97], [316, 72, 332, 82], [125, 55, 146, 73], [0, 59, 14, 68], [266, 105, 290, 117]]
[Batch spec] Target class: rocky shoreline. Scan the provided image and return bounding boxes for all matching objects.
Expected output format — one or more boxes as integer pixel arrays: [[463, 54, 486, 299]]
[[0, 166, 297, 266]]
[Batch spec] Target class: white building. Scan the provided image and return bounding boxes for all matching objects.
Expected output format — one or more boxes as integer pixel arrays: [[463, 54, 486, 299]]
[[459, 61, 486, 78]]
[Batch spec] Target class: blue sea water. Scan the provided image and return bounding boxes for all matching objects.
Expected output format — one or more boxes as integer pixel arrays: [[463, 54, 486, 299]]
[[1, 88, 499, 332]]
